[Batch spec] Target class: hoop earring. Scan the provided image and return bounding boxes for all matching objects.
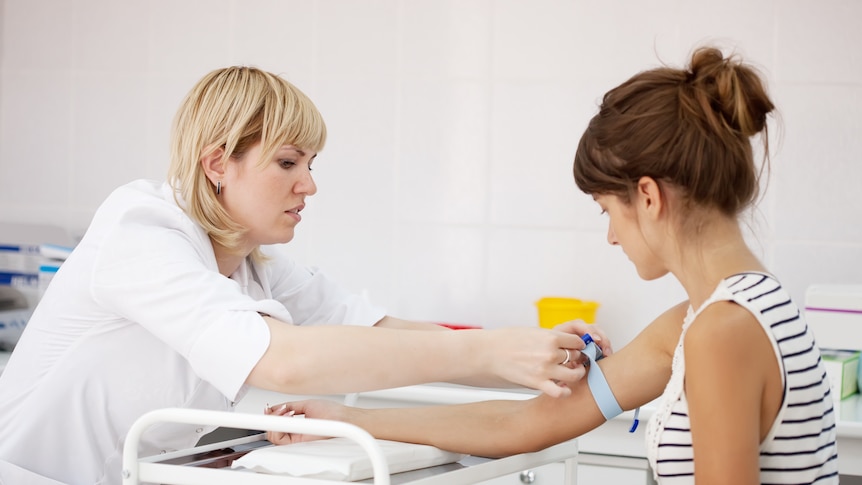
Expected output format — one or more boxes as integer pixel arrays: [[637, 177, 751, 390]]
[[216, 180, 221, 195]]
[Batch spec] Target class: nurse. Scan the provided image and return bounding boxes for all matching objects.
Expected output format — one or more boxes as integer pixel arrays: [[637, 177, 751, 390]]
[[0, 66, 600, 485], [275, 46, 839, 484]]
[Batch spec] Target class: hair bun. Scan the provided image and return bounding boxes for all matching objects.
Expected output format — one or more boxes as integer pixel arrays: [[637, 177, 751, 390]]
[[686, 47, 774, 138]]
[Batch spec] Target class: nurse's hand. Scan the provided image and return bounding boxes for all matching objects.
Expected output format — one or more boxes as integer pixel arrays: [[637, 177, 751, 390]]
[[481, 326, 592, 398], [264, 400, 348, 445]]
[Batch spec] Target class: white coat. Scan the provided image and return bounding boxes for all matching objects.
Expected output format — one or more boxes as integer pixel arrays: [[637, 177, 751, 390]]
[[0, 179, 385, 485]]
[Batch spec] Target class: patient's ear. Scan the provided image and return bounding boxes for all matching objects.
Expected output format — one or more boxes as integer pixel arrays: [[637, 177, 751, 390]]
[[200, 145, 226, 185], [636, 176, 663, 220]]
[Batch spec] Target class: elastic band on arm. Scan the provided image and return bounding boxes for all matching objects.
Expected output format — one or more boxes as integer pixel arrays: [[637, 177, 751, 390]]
[[581, 334, 639, 432]]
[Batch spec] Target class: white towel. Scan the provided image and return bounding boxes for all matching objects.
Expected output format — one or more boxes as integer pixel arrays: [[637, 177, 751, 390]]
[[231, 438, 464, 481]]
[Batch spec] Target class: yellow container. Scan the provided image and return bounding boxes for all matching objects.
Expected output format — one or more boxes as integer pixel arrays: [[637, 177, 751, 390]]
[[536, 297, 600, 329]]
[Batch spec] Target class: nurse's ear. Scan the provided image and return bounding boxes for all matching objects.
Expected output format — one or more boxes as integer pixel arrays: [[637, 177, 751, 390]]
[[200, 144, 227, 187]]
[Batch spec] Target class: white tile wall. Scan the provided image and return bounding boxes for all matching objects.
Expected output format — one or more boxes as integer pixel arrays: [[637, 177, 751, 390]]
[[1, 0, 860, 347]]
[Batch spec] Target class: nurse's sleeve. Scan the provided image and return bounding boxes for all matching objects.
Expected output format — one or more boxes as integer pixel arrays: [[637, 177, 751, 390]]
[[91, 215, 279, 401], [259, 245, 386, 328]]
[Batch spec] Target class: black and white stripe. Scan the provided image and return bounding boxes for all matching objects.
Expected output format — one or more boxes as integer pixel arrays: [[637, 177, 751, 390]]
[[648, 273, 839, 484]]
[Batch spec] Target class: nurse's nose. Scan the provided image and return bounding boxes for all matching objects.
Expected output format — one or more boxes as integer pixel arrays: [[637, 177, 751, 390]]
[[296, 168, 317, 196]]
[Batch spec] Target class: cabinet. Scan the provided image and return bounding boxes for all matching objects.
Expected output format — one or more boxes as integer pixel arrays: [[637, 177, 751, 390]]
[[577, 455, 651, 484], [578, 464, 647, 484], [475, 462, 563, 484]]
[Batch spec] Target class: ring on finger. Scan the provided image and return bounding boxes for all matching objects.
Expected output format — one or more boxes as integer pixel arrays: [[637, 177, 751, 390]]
[[560, 348, 571, 365]]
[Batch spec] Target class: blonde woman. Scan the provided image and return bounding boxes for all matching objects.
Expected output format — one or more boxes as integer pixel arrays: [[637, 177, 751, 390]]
[[0, 67, 598, 485]]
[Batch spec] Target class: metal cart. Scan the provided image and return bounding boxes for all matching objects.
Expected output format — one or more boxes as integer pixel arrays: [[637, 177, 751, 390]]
[[122, 407, 579, 484]]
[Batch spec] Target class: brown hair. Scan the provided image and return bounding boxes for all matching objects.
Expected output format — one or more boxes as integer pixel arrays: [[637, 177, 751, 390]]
[[573, 47, 775, 217]]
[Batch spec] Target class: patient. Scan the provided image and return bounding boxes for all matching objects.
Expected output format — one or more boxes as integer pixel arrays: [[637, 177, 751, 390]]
[[269, 46, 839, 484]]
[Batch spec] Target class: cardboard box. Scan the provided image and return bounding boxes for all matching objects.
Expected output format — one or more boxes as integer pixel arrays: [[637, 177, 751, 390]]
[[822, 349, 860, 400]]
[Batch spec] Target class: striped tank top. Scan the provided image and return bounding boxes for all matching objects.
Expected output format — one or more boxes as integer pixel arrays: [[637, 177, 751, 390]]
[[644, 272, 839, 484]]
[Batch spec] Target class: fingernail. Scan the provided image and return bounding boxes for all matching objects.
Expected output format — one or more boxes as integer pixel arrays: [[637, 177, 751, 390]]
[[287, 410, 296, 417], [264, 403, 271, 413], [279, 404, 288, 412]]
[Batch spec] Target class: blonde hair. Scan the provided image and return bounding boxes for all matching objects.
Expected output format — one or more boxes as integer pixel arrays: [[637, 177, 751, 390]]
[[168, 66, 326, 256]]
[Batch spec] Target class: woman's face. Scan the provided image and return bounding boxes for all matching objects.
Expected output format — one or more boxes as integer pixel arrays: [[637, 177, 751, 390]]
[[221, 141, 317, 248], [594, 193, 666, 281]]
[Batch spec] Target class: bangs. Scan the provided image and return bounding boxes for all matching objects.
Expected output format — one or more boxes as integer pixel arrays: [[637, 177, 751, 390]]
[[253, 74, 327, 164]]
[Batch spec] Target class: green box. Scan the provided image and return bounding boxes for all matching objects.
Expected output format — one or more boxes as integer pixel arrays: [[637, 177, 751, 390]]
[[822, 349, 860, 400]]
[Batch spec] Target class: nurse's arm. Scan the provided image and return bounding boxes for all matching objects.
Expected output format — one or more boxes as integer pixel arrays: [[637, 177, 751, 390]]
[[283, 301, 685, 456], [372, 316, 610, 389], [245, 316, 588, 397], [371, 316, 519, 389]]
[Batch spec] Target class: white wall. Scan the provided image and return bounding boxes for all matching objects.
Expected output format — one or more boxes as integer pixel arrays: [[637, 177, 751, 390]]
[[1, 0, 860, 347]]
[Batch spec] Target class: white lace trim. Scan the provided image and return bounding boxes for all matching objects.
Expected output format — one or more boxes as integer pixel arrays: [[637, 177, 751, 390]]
[[644, 285, 734, 481], [644, 305, 692, 479]]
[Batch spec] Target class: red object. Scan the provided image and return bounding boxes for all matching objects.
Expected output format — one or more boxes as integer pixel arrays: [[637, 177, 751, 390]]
[[435, 323, 483, 330]]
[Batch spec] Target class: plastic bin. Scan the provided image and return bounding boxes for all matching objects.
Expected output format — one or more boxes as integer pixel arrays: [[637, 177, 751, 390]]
[[535, 297, 599, 329]]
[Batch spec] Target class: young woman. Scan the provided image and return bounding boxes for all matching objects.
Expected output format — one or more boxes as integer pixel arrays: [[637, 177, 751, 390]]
[[275, 47, 839, 484], [0, 66, 598, 485]]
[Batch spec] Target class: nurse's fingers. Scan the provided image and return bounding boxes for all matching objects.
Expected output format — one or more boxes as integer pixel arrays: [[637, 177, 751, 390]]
[[539, 361, 588, 397], [548, 326, 588, 352], [561, 348, 590, 369], [553, 320, 613, 357], [554, 347, 588, 367]]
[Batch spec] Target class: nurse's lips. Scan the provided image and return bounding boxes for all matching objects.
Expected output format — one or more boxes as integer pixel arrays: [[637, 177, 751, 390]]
[[286, 204, 304, 221]]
